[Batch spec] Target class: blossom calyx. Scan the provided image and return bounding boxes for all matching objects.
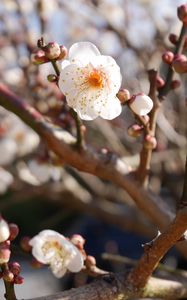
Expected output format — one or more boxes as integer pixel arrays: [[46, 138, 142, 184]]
[[169, 33, 178, 45], [44, 42, 61, 60], [9, 223, 19, 241], [127, 124, 143, 137], [0, 218, 10, 243], [58, 45, 68, 60], [129, 93, 153, 116]]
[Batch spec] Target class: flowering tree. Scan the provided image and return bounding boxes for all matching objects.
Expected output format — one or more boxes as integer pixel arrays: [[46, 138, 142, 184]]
[[0, 1, 187, 299]]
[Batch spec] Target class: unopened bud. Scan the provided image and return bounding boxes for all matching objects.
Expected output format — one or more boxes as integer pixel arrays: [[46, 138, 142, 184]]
[[3, 270, 14, 282], [0, 218, 10, 243], [9, 262, 21, 276], [129, 93, 153, 116], [20, 236, 32, 252], [172, 54, 187, 73], [47, 74, 58, 82], [9, 224, 19, 241], [156, 76, 165, 88], [14, 275, 24, 284], [171, 79, 181, 89], [117, 89, 130, 104], [70, 234, 85, 250], [44, 42, 61, 60], [177, 4, 187, 25], [162, 51, 174, 64], [31, 50, 49, 65], [0, 248, 11, 263], [86, 255, 96, 268], [127, 124, 143, 137], [57, 45, 68, 60], [144, 135, 157, 150], [169, 33, 178, 45]]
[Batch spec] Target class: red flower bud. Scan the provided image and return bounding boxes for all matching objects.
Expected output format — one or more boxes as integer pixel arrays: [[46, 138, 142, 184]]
[[44, 42, 61, 60], [168, 33, 178, 45], [9, 223, 19, 241], [127, 124, 143, 138], [156, 76, 165, 88], [177, 4, 187, 25], [162, 51, 174, 64], [171, 79, 181, 89], [0, 248, 11, 263], [31, 50, 49, 65], [117, 89, 130, 104], [14, 275, 24, 284], [9, 262, 21, 276]]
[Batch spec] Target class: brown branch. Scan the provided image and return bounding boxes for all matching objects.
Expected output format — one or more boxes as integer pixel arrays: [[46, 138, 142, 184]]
[[1, 83, 187, 259]]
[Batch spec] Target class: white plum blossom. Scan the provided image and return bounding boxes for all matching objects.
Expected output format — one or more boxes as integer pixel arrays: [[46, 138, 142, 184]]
[[129, 93, 153, 116], [58, 42, 122, 120], [0, 218, 10, 243], [29, 230, 84, 278]]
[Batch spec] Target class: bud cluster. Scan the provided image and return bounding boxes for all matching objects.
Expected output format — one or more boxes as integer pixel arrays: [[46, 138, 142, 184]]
[[31, 41, 67, 66]]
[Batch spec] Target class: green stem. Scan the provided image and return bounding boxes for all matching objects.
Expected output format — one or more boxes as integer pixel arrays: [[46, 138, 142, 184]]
[[1, 264, 17, 300], [70, 108, 85, 149], [51, 60, 60, 77]]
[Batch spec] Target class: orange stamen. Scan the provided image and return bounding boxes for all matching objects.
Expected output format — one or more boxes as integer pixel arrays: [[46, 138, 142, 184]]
[[88, 70, 103, 88]]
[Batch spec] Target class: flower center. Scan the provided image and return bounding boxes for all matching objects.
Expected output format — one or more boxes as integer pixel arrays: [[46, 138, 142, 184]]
[[88, 70, 103, 88]]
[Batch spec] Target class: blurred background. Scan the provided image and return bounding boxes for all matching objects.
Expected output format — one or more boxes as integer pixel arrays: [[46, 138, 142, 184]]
[[0, 0, 186, 298]]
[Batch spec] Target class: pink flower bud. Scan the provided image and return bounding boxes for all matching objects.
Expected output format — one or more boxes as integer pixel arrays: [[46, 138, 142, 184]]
[[177, 4, 187, 24], [0, 248, 11, 263], [31, 50, 49, 65], [117, 89, 131, 104], [44, 42, 61, 60], [9, 262, 21, 276], [156, 76, 165, 88], [9, 224, 19, 241], [57, 45, 68, 60], [0, 218, 10, 243], [14, 275, 24, 284], [171, 80, 181, 89], [144, 135, 157, 150], [70, 234, 85, 250], [162, 51, 174, 64], [127, 124, 143, 137], [3, 270, 14, 282], [129, 93, 153, 116], [20, 236, 32, 252], [169, 33, 178, 45], [172, 55, 187, 73]]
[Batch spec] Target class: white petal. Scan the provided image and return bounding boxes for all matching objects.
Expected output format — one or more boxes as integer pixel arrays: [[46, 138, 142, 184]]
[[67, 251, 84, 273], [99, 96, 122, 120], [0, 219, 10, 243], [37, 230, 66, 240], [129, 94, 153, 116], [51, 264, 67, 278], [69, 42, 100, 66], [57, 59, 70, 71]]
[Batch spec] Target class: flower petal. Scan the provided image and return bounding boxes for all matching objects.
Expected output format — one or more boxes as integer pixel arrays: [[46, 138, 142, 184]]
[[57, 59, 70, 71], [51, 264, 67, 278], [129, 94, 153, 116], [69, 42, 100, 66], [67, 251, 84, 273], [99, 96, 122, 120]]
